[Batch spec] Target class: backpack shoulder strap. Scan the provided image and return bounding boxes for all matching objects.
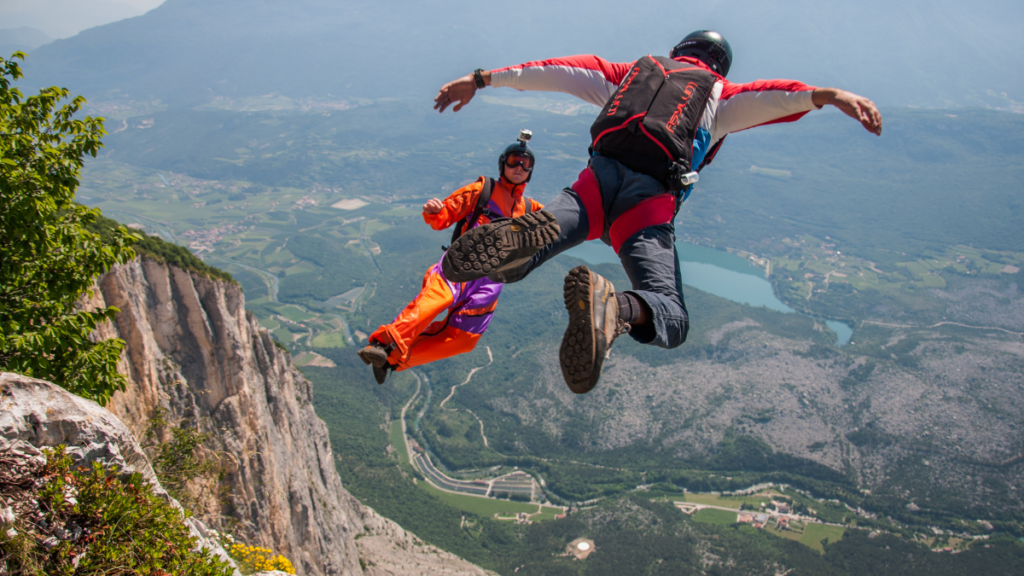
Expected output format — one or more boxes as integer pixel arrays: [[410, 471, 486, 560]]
[[447, 177, 495, 249], [477, 177, 495, 212]]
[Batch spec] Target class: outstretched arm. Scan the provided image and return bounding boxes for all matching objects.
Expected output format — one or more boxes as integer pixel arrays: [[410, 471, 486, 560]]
[[812, 88, 883, 136], [434, 56, 631, 113], [434, 71, 491, 113]]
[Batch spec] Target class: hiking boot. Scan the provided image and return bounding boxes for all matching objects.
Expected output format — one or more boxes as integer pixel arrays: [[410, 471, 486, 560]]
[[442, 210, 560, 282], [371, 363, 390, 385], [559, 265, 629, 394], [358, 343, 389, 367], [358, 342, 393, 385]]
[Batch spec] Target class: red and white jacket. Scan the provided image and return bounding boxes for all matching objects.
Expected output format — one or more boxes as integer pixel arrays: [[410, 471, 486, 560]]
[[490, 55, 820, 155]]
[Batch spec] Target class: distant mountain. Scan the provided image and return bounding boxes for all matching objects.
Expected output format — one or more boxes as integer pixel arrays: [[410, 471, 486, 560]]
[[0, 26, 52, 56], [19, 0, 1024, 110], [0, 1, 151, 39]]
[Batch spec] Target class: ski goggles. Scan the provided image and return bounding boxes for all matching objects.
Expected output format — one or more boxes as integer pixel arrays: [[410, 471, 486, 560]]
[[504, 153, 534, 171]]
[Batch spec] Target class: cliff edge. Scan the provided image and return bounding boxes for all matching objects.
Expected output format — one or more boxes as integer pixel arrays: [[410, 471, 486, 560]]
[[82, 257, 491, 576]]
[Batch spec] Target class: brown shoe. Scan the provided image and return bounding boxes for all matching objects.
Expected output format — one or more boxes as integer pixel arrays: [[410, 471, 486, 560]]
[[442, 210, 560, 282], [559, 265, 629, 394], [358, 343, 389, 367], [358, 343, 392, 385]]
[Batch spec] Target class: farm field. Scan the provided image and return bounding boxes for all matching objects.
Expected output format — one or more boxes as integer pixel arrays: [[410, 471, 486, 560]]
[[691, 508, 739, 525], [78, 159, 418, 354], [765, 522, 846, 553], [418, 481, 560, 521]]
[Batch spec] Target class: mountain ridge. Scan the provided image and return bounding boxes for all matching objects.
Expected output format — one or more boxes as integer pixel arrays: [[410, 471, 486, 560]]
[[18, 0, 1024, 109]]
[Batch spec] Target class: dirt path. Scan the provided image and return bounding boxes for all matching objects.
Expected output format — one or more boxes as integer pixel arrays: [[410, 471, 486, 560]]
[[439, 346, 493, 409], [439, 347, 494, 446]]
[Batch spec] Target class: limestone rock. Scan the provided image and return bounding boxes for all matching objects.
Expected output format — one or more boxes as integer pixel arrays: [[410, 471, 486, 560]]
[[82, 257, 491, 576], [0, 372, 239, 574], [356, 506, 495, 576]]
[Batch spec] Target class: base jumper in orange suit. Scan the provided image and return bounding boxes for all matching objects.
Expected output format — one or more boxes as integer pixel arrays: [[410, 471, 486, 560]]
[[358, 135, 543, 383]]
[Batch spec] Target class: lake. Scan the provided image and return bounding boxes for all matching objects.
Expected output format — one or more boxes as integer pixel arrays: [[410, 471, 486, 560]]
[[562, 241, 853, 346]]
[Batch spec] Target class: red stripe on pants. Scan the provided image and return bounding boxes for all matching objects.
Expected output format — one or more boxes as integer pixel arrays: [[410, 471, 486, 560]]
[[572, 166, 606, 241], [609, 194, 676, 254]]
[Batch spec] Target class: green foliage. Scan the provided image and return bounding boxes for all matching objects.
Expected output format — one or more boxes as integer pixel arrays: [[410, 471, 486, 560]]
[[143, 407, 224, 517], [0, 54, 135, 405], [824, 530, 1024, 576], [0, 446, 234, 576]]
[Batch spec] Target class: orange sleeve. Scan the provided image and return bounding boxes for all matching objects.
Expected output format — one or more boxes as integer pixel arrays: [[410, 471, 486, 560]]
[[528, 198, 544, 212], [423, 178, 485, 230]]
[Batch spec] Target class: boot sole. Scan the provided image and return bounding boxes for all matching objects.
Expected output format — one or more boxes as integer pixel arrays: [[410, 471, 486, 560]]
[[560, 266, 600, 394], [358, 347, 389, 368], [372, 364, 389, 385], [442, 211, 560, 282]]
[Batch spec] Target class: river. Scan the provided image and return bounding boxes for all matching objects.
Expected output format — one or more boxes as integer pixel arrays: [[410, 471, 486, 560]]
[[563, 241, 853, 346]]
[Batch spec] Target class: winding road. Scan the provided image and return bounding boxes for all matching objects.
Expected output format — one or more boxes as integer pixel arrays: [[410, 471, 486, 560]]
[[439, 347, 494, 447], [861, 319, 1024, 338]]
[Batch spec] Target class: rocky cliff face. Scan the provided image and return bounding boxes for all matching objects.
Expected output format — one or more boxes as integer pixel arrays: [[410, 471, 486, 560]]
[[83, 257, 492, 576]]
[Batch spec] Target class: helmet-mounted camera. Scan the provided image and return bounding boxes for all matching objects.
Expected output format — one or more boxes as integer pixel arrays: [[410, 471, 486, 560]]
[[500, 129, 536, 182]]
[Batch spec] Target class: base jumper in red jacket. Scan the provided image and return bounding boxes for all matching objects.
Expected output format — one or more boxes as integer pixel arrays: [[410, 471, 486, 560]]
[[357, 132, 547, 384], [432, 31, 882, 394]]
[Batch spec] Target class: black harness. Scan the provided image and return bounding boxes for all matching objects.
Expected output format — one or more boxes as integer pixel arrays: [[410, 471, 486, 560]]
[[444, 177, 532, 249], [590, 55, 719, 191]]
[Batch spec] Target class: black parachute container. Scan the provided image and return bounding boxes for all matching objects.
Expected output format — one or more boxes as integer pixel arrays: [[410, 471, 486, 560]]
[[590, 55, 718, 190]]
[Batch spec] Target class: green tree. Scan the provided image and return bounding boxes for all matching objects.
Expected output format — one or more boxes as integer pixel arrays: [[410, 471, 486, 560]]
[[0, 53, 135, 405]]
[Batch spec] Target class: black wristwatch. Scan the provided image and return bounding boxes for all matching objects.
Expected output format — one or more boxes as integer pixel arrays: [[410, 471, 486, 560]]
[[473, 68, 486, 89]]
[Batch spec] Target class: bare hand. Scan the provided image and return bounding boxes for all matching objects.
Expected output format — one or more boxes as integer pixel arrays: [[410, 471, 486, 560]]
[[423, 198, 443, 214], [813, 88, 883, 136], [434, 74, 478, 113]]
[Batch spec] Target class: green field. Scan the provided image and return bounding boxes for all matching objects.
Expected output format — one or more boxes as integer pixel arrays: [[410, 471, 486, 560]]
[[692, 508, 739, 525], [277, 304, 317, 322], [273, 327, 297, 344], [259, 316, 281, 330], [766, 522, 846, 553], [389, 421, 411, 467], [418, 481, 553, 520], [284, 261, 318, 276], [311, 332, 348, 348], [670, 492, 770, 510], [801, 523, 846, 552]]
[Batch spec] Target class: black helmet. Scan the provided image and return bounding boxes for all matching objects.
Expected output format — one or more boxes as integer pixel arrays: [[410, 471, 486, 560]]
[[670, 30, 733, 78], [499, 129, 535, 183]]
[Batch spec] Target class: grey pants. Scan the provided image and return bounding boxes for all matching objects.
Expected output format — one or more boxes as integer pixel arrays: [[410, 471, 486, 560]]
[[499, 155, 689, 348]]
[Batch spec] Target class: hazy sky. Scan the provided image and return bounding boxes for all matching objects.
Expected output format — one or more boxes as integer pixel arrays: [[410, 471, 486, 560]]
[[10, 0, 1024, 110], [0, 0, 164, 38]]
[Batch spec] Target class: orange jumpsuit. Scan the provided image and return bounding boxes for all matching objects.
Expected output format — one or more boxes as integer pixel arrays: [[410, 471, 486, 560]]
[[370, 176, 543, 370]]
